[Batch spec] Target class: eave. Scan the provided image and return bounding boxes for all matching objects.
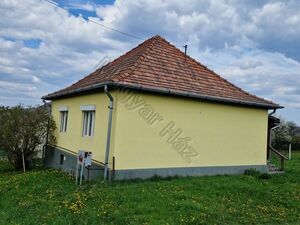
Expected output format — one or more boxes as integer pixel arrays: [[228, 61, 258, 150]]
[[42, 81, 283, 110]]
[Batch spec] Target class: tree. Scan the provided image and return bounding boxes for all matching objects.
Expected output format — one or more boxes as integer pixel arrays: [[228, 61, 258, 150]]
[[0, 105, 56, 171], [292, 135, 300, 150], [268, 116, 300, 150], [286, 121, 298, 136], [272, 118, 294, 150]]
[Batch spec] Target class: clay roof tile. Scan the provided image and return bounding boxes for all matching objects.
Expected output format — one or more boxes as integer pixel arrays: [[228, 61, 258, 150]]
[[43, 35, 281, 109]]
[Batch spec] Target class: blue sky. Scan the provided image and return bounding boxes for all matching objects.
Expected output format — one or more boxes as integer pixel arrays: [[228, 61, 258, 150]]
[[0, 0, 299, 124]]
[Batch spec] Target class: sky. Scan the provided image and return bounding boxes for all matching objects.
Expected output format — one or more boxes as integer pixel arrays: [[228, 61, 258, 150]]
[[0, 0, 299, 124]]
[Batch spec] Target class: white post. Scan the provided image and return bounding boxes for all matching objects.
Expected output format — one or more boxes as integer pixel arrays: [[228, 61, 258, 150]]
[[21, 149, 26, 173], [75, 161, 79, 185], [80, 164, 84, 185], [289, 143, 292, 160]]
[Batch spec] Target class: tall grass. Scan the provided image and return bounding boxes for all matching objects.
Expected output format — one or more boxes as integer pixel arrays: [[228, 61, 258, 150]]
[[0, 153, 300, 225]]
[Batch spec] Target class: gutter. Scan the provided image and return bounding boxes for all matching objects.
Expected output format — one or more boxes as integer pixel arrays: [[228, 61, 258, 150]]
[[268, 108, 279, 136], [267, 109, 279, 160], [116, 83, 283, 109], [268, 109, 277, 116], [42, 82, 114, 100], [42, 82, 283, 109], [103, 85, 114, 181]]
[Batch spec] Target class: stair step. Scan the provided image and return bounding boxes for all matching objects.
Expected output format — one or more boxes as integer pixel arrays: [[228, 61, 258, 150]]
[[268, 170, 285, 174], [267, 163, 284, 174]]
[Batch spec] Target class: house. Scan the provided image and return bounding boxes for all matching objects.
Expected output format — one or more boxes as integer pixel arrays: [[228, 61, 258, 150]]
[[42, 35, 284, 180]]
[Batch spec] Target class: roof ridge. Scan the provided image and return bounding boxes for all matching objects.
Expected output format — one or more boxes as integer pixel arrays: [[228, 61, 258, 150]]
[[113, 36, 159, 82], [53, 64, 112, 96], [161, 38, 277, 105], [102, 37, 153, 69], [46, 37, 157, 96], [43, 35, 280, 109]]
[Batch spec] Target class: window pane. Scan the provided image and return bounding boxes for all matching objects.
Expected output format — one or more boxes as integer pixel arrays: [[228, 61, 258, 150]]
[[64, 112, 68, 132], [82, 111, 95, 137], [82, 112, 84, 136], [60, 154, 64, 165], [82, 112, 87, 136], [60, 113, 62, 132], [60, 111, 68, 133], [91, 111, 95, 136], [89, 112, 93, 136], [82, 111, 95, 136], [60, 112, 65, 132], [62, 112, 64, 132], [86, 112, 89, 136]]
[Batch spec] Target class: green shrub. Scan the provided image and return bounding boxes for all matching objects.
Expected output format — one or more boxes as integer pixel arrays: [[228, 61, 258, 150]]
[[258, 173, 272, 179], [244, 168, 260, 176]]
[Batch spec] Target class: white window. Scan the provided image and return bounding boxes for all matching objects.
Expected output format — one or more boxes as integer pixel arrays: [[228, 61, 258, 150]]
[[60, 110, 68, 133], [82, 111, 95, 137]]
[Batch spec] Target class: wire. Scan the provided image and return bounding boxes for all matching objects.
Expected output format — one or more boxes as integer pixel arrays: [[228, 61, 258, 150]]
[[44, 0, 144, 41]]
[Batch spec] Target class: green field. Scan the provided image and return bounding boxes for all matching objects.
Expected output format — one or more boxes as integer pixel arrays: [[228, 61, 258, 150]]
[[0, 153, 300, 225]]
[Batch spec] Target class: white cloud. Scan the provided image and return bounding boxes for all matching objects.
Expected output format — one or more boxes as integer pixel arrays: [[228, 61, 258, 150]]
[[197, 47, 300, 109], [66, 2, 96, 12], [0, 80, 36, 92], [0, 0, 132, 100], [0, 0, 299, 123], [251, 2, 300, 39]]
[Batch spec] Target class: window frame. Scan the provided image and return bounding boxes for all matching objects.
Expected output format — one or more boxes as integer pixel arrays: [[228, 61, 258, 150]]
[[81, 110, 95, 137], [59, 109, 68, 133]]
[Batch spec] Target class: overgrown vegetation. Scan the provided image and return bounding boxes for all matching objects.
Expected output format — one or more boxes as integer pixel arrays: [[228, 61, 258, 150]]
[[244, 169, 272, 180], [1, 153, 300, 225], [272, 118, 300, 150], [0, 105, 56, 170]]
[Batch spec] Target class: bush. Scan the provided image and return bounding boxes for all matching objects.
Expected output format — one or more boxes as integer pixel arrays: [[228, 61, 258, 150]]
[[244, 168, 260, 176], [0, 105, 56, 171], [258, 173, 272, 179]]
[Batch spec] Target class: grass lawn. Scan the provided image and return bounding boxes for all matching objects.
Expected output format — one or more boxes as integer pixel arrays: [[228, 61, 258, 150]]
[[1, 153, 300, 225]]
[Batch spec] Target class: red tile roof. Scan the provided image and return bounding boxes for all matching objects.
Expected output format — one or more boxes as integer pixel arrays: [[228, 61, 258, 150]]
[[43, 35, 281, 109]]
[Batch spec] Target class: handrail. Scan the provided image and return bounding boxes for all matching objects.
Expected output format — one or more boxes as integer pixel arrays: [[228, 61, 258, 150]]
[[269, 146, 288, 160], [268, 145, 287, 171]]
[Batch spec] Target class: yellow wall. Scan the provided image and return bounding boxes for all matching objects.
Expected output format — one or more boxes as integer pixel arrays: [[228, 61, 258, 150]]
[[51, 90, 268, 171], [113, 91, 268, 170], [51, 92, 118, 164]]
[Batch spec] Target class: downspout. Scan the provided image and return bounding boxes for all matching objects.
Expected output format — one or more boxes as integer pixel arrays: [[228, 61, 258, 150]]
[[269, 109, 276, 117], [268, 109, 277, 145], [267, 109, 277, 161], [104, 85, 114, 181]]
